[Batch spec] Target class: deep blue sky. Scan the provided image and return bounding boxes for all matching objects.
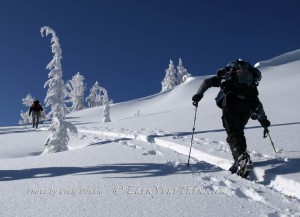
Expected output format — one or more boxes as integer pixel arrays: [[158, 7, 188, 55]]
[[0, 0, 300, 126]]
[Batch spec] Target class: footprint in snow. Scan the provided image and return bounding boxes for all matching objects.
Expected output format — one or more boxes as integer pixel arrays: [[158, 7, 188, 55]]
[[213, 145, 229, 152], [235, 187, 266, 202], [166, 160, 180, 168], [79, 135, 88, 139], [165, 160, 187, 169], [127, 143, 141, 149], [119, 140, 141, 149], [142, 150, 163, 156], [145, 135, 156, 143], [119, 140, 128, 145]]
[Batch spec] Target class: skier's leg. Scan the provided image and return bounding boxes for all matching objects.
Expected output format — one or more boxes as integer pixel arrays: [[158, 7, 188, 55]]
[[222, 100, 251, 176], [226, 131, 247, 160], [222, 110, 247, 160], [36, 112, 40, 128], [32, 113, 36, 127]]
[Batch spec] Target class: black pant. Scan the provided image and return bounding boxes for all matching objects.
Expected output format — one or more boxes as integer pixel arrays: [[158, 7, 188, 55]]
[[221, 96, 254, 160]]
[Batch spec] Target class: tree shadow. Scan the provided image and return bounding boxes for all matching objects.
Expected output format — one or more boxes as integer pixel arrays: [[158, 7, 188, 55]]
[[0, 163, 185, 181], [69, 121, 99, 126], [27, 152, 44, 156], [88, 138, 132, 146], [65, 116, 81, 120], [0, 127, 33, 135], [0, 161, 222, 182]]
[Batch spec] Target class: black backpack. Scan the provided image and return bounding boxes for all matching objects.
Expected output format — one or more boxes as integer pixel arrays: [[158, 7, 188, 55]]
[[215, 60, 261, 107]]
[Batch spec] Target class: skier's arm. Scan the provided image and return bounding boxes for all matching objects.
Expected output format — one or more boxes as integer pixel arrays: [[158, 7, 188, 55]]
[[192, 76, 219, 105], [257, 101, 270, 124], [256, 100, 267, 120], [252, 99, 271, 137], [196, 76, 219, 96]]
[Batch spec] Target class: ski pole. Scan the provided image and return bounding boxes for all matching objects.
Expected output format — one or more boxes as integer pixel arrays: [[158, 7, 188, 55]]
[[267, 132, 277, 153], [187, 104, 198, 167]]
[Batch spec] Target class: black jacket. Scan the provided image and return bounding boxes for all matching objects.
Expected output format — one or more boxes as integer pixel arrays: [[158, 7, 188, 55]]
[[29, 103, 43, 116]]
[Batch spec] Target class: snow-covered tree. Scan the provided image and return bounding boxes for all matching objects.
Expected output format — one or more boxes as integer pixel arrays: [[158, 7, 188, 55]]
[[41, 26, 77, 154], [177, 58, 191, 84], [102, 89, 111, 123], [161, 60, 178, 92], [19, 110, 31, 125], [86, 81, 100, 108], [66, 72, 86, 111], [19, 94, 34, 125], [44, 116, 77, 153], [22, 93, 35, 107], [86, 81, 109, 108]]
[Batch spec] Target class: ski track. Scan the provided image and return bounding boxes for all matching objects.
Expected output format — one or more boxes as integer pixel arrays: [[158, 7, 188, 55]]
[[75, 127, 300, 203]]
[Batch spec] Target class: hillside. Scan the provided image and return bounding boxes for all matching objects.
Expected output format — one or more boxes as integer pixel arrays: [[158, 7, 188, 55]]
[[0, 52, 300, 216]]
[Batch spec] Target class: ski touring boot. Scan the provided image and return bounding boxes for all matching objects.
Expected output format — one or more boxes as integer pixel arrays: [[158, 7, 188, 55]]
[[236, 152, 253, 178], [229, 160, 238, 174]]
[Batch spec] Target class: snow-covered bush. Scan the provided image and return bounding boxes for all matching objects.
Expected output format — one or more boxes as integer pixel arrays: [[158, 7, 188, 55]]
[[41, 26, 77, 154], [19, 110, 31, 125], [22, 94, 35, 107], [19, 94, 34, 125], [66, 72, 86, 111]]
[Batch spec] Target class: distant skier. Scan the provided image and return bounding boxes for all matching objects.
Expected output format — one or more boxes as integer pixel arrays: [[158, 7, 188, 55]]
[[29, 100, 43, 128], [192, 59, 271, 178]]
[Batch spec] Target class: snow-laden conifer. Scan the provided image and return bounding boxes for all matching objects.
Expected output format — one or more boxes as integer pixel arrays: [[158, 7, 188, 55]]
[[102, 89, 111, 122], [177, 58, 191, 84], [41, 26, 77, 154], [86, 81, 107, 107], [66, 72, 86, 111], [86, 81, 100, 107], [161, 60, 178, 92]]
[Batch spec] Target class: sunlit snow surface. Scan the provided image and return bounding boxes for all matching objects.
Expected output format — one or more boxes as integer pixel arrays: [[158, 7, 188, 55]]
[[1, 52, 300, 216]]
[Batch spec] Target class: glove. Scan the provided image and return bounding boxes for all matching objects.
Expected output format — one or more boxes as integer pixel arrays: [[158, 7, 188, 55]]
[[259, 118, 270, 138], [192, 93, 203, 107], [259, 119, 270, 128], [263, 127, 269, 138]]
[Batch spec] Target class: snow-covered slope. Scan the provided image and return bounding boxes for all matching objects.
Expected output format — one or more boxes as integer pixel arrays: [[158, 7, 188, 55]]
[[1, 50, 300, 217], [255, 48, 300, 68]]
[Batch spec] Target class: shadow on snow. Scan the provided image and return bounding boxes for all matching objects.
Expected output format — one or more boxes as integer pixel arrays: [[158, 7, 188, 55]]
[[0, 161, 221, 181], [252, 157, 300, 185]]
